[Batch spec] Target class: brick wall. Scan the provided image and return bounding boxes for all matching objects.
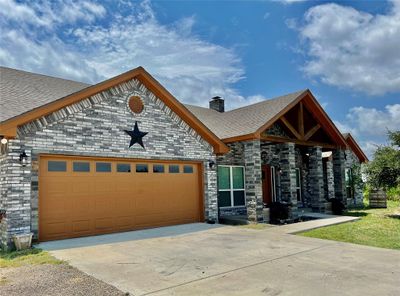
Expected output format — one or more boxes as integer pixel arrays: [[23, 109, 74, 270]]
[[0, 78, 217, 249]]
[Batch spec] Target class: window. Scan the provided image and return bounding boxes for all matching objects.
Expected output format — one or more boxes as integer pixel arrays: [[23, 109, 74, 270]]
[[73, 162, 90, 172], [217, 166, 245, 207], [295, 168, 302, 203], [345, 168, 354, 199], [169, 165, 179, 173], [48, 161, 66, 172], [153, 164, 164, 173], [136, 164, 148, 173], [183, 165, 193, 173], [117, 163, 131, 172], [96, 162, 111, 172]]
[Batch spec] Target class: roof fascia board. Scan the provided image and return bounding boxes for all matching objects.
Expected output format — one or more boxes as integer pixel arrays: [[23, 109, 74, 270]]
[[345, 134, 369, 162], [0, 67, 229, 154]]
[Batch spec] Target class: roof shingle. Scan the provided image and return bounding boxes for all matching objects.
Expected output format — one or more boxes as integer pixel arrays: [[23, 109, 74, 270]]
[[0, 66, 90, 123]]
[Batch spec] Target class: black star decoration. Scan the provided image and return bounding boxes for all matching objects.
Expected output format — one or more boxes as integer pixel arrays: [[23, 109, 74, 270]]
[[124, 121, 148, 148]]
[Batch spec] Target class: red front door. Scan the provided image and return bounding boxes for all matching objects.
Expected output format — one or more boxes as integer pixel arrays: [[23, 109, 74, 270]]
[[262, 164, 272, 206]]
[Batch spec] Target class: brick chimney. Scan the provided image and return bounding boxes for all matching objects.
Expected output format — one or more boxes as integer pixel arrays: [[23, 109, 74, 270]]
[[209, 96, 224, 112]]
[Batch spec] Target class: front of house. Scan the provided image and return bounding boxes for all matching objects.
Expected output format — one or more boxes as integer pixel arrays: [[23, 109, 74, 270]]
[[0, 66, 367, 249]]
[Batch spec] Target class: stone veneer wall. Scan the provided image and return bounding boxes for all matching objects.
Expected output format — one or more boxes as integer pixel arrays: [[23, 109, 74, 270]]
[[332, 149, 347, 205], [279, 143, 298, 218], [243, 140, 263, 222], [307, 147, 326, 212], [0, 78, 217, 250]]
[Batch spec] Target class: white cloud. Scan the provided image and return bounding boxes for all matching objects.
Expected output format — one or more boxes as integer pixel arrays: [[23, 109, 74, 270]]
[[0, 0, 267, 110], [297, 0, 400, 96], [346, 104, 400, 137], [0, 0, 106, 28], [336, 104, 400, 158]]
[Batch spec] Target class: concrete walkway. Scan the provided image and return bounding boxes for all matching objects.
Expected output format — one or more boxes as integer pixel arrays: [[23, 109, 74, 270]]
[[272, 215, 360, 234], [39, 222, 399, 296]]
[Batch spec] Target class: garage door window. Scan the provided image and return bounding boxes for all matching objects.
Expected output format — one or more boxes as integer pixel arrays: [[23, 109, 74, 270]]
[[169, 165, 179, 173], [96, 162, 111, 172], [136, 164, 148, 173], [153, 164, 164, 173], [48, 161, 66, 172], [73, 162, 90, 172], [217, 166, 245, 207], [183, 165, 193, 173], [117, 163, 131, 172]]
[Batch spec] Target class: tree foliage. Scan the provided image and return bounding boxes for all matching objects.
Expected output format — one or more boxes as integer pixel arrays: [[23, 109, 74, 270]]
[[365, 131, 400, 189]]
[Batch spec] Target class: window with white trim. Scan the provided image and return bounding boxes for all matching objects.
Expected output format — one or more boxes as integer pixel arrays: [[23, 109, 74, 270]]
[[217, 166, 245, 207]]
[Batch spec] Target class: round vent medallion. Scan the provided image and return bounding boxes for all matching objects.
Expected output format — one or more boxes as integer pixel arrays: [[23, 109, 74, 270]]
[[128, 96, 144, 114]]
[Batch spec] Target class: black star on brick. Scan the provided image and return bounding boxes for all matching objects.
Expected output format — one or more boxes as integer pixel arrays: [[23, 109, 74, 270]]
[[124, 121, 148, 148]]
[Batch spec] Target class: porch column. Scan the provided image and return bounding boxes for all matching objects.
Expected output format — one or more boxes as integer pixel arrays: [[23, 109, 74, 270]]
[[332, 149, 347, 204], [279, 143, 298, 217], [326, 156, 335, 199], [244, 140, 263, 222], [308, 146, 326, 212]]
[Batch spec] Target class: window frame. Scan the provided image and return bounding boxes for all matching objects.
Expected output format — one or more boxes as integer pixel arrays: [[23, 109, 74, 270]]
[[217, 165, 246, 208]]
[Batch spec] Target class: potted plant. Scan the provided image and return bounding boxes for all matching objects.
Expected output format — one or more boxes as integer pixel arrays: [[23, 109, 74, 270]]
[[12, 233, 33, 251]]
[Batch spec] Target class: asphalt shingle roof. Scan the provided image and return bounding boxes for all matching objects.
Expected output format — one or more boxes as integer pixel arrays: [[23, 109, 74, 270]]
[[0, 66, 305, 140], [0, 66, 90, 123], [185, 90, 305, 139]]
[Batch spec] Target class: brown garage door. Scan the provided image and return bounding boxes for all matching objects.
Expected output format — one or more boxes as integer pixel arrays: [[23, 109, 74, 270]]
[[39, 155, 203, 241]]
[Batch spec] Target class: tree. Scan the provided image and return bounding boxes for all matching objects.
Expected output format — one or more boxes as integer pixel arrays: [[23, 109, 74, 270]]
[[365, 130, 400, 189]]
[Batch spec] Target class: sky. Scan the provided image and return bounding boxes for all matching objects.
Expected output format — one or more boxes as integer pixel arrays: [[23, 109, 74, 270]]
[[0, 0, 399, 158]]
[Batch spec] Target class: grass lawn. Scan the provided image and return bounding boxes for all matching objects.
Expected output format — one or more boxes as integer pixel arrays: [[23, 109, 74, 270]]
[[0, 248, 63, 268], [299, 200, 400, 250]]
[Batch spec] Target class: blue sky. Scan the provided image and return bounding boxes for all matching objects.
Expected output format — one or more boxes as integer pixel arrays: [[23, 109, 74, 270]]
[[1, 0, 399, 158]]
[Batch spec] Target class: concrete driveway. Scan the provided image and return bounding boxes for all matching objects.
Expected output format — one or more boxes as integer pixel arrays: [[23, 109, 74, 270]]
[[39, 223, 400, 296]]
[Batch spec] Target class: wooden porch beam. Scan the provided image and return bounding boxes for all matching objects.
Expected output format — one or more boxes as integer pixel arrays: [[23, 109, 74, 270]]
[[261, 135, 336, 149], [304, 124, 321, 141], [280, 116, 302, 140], [298, 102, 304, 137]]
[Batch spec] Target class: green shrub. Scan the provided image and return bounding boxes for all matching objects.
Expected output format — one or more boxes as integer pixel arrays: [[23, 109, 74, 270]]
[[387, 186, 400, 202]]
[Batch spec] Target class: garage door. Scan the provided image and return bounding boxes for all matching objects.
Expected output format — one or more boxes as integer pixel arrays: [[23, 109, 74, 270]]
[[39, 155, 203, 241]]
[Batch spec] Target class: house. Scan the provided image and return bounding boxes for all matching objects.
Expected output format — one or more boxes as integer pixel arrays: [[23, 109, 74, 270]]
[[0, 66, 367, 249]]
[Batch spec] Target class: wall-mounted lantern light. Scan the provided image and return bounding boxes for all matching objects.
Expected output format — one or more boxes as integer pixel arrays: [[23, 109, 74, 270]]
[[208, 160, 216, 169], [0, 138, 7, 145], [19, 151, 28, 167]]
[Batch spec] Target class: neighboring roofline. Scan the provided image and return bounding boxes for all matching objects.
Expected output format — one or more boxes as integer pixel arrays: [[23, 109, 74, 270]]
[[343, 133, 368, 163], [0, 67, 229, 154], [221, 89, 348, 148]]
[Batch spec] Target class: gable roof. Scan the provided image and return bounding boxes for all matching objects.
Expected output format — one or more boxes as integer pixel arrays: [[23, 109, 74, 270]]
[[0, 66, 228, 154], [188, 89, 348, 148], [0, 66, 90, 122], [343, 133, 368, 162], [186, 90, 306, 140]]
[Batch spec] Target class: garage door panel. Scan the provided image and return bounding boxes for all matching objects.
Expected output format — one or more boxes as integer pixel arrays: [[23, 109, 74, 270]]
[[39, 156, 202, 241], [72, 220, 92, 233]]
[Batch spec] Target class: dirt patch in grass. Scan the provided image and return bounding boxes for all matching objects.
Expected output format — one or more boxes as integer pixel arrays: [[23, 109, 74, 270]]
[[0, 264, 126, 296], [0, 248, 63, 268], [299, 200, 400, 250]]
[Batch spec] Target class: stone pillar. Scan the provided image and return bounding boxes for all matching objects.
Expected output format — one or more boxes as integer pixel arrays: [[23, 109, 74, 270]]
[[326, 156, 335, 200], [279, 143, 298, 218], [332, 149, 347, 204], [308, 146, 325, 212], [244, 140, 263, 222], [204, 157, 218, 223]]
